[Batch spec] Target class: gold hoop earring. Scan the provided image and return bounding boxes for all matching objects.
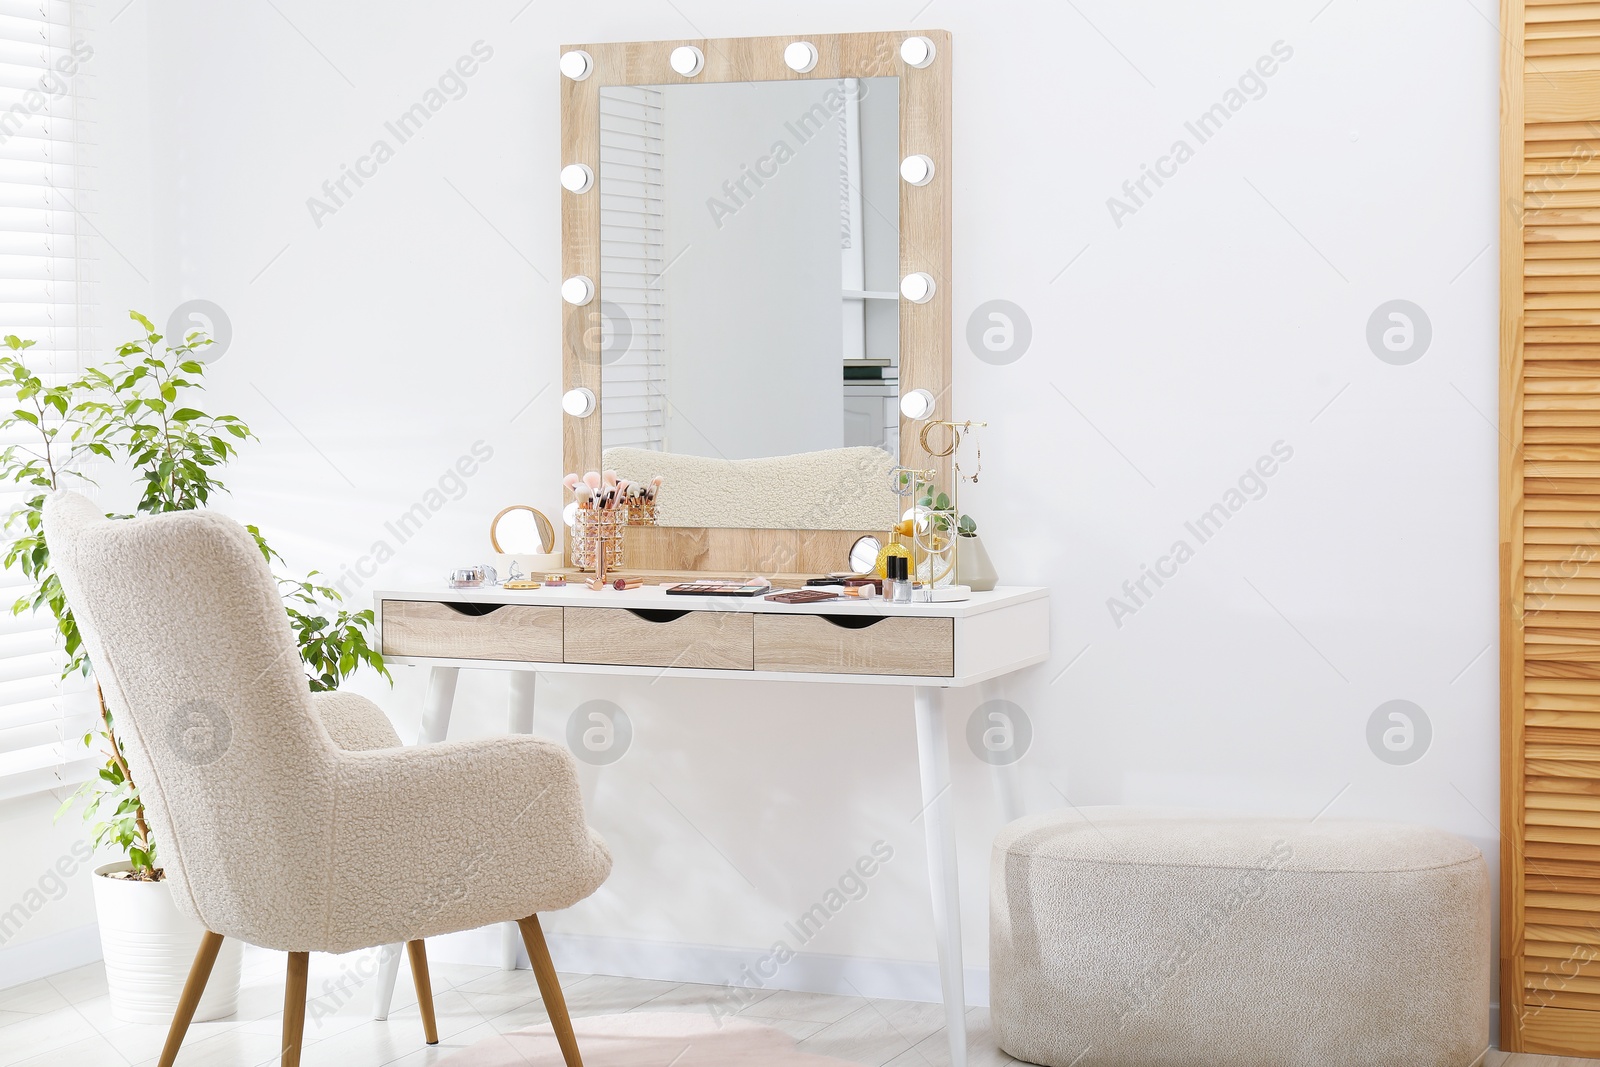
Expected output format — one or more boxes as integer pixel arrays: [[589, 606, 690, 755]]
[[919, 421, 960, 458]]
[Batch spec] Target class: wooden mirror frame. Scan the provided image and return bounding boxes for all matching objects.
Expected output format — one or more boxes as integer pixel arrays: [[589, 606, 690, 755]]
[[560, 29, 952, 574]]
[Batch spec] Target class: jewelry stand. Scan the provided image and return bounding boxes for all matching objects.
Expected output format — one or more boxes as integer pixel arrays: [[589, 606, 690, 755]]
[[912, 419, 986, 592]]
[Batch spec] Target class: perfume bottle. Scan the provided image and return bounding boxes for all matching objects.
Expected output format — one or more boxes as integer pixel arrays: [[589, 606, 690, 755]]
[[876, 524, 911, 580]]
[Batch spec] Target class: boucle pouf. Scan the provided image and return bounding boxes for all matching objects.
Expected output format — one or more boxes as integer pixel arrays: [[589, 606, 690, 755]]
[[990, 807, 1489, 1067]]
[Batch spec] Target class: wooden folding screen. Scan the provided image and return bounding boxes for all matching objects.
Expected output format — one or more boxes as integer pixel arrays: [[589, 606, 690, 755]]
[[1503, 0, 1600, 1054]]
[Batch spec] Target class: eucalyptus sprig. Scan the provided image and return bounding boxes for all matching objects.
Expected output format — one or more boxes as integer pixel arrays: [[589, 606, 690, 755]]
[[917, 487, 977, 537]]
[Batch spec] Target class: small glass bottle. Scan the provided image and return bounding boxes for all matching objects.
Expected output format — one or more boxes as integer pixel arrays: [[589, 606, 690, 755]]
[[891, 556, 914, 603]]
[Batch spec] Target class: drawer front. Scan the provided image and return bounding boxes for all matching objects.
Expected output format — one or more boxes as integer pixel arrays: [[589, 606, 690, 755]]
[[380, 601, 563, 661], [564, 608, 754, 670], [753, 615, 954, 677]]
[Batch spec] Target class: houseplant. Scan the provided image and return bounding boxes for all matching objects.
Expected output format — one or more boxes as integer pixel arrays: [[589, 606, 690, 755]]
[[1, 313, 389, 1021]]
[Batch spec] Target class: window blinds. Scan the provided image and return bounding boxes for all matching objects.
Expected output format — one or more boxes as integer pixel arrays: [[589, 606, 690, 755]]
[[598, 86, 667, 452], [0, 0, 95, 801]]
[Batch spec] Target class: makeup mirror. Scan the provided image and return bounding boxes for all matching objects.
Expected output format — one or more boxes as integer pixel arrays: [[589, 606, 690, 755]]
[[490, 505, 556, 555], [562, 31, 952, 570], [849, 534, 882, 575]]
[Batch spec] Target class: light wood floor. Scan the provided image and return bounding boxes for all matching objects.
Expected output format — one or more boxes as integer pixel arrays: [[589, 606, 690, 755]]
[[0, 944, 1008, 1066], [0, 946, 1584, 1067]]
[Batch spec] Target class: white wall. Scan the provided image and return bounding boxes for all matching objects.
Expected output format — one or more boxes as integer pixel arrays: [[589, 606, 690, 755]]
[[660, 79, 842, 459], [3, 0, 1500, 1007]]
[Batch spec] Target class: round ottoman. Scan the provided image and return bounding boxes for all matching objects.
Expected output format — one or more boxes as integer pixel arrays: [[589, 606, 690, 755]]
[[990, 807, 1489, 1067]]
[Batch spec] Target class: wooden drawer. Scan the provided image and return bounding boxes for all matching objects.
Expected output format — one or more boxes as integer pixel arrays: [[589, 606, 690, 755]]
[[753, 614, 954, 676], [380, 601, 563, 661], [564, 607, 753, 670]]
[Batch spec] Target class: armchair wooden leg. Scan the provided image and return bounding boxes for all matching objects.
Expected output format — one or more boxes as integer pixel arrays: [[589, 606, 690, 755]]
[[157, 931, 225, 1067], [406, 940, 439, 1045], [282, 952, 309, 1067], [516, 916, 583, 1067]]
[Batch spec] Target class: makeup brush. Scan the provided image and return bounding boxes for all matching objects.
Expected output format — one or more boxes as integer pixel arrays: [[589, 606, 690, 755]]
[[584, 471, 602, 491], [563, 473, 581, 491]]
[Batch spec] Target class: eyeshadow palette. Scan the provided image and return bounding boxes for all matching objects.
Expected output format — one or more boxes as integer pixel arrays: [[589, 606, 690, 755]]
[[664, 582, 771, 597]]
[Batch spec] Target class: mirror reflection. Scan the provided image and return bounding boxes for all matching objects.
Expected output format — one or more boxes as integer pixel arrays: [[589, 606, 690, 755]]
[[596, 76, 900, 529], [490, 505, 555, 554]]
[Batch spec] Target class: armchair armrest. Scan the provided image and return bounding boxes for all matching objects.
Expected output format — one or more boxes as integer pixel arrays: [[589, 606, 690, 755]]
[[318, 735, 612, 951], [312, 691, 403, 751]]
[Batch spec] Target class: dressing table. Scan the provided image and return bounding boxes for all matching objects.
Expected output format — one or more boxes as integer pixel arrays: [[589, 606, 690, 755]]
[[368, 582, 1048, 1066], [362, 28, 1047, 1066]]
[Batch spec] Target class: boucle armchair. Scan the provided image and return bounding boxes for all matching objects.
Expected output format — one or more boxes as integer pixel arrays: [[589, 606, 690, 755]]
[[44, 491, 612, 1067]]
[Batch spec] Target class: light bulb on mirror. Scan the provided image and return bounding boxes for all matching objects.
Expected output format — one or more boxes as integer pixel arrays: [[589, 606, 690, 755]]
[[559, 50, 593, 81], [670, 45, 705, 77], [561, 275, 595, 305], [900, 388, 936, 421], [784, 41, 818, 73], [561, 387, 596, 418], [560, 163, 594, 194], [902, 505, 934, 533], [900, 154, 934, 186], [900, 36, 936, 69], [900, 272, 936, 304]]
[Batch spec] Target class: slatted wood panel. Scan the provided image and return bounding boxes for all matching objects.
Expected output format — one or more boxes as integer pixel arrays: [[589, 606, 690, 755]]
[[597, 85, 668, 451], [1506, 0, 1600, 1053]]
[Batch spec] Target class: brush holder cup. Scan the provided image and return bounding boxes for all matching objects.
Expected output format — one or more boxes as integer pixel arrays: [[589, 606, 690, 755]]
[[571, 508, 626, 579]]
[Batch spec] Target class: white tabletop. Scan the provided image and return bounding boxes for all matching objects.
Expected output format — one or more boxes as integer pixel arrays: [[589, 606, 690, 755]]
[[375, 583, 1047, 619]]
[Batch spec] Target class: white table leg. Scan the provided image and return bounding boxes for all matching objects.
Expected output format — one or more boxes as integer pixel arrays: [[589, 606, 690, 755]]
[[914, 685, 967, 1067], [417, 664, 461, 744], [373, 665, 461, 1020], [979, 677, 1025, 826], [370, 944, 403, 1021], [502, 671, 538, 971], [508, 669, 536, 735]]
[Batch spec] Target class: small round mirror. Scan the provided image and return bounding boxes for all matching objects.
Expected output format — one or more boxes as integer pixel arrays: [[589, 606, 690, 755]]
[[491, 505, 555, 555], [849, 535, 882, 575]]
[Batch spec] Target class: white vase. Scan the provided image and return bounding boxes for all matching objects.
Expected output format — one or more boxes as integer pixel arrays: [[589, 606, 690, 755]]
[[954, 533, 998, 592], [92, 862, 242, 1024]]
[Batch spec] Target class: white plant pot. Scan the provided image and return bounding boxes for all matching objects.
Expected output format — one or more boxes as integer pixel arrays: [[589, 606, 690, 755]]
[[92, 861, 242, 1024]]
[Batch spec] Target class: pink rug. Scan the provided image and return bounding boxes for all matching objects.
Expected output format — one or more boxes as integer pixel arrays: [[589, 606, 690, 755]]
[[438, 1012, 860, 1066]]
